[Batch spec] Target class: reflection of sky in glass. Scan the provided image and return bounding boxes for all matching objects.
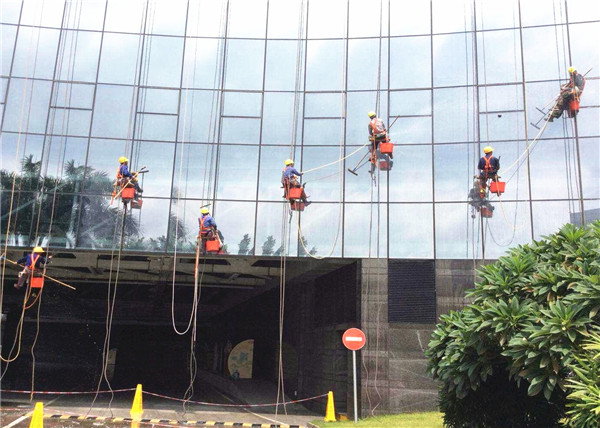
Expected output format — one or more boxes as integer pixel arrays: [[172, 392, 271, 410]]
[[1, 0, 598, 258]]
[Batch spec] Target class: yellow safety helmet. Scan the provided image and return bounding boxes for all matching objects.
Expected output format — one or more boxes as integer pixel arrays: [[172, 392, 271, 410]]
[[201, 207, 209, 214], [284, 159, 294, 166], [119, 156, 128, 163], [567, 66, 577, 74], [483, 146, 494, 154], [33, 246, 44, 253], [367, 111, 376, 118]]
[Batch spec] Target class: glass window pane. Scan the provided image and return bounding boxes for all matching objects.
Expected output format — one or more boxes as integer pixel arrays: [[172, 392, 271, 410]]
[[172, 143, 216, 201], [307, 0, 347, 39], [567, 0, 600, 22], [347, 38, 389, 90], [576, 107, 599, 137], [99, 33, 142, 84], [570, 22, 600, 82], [1, 0, 22, 24], [228, 0, 267, 38], [346, 91, 381, 145], [123, 197, 170, 252], [267, 0, 305, 39], [150, 0, 187, 36], [65, 0, 106, 30], [435, 202, 478, 259], [390, 90, 431, 117], [522, 26, 568, 82], [50, 108, 92, 136], [187, 0, 227, 37], [83, 138, 125, 191], [296, 202, 343, 257], [348, 0, 388, 38], [434, 87, 475, 143], [1, 132, 44, 176], [390, 0, 430, 36], [393, 117, 431, 144], [581, 137, 599, 199], [91, 85, 135, 138], [146, 36, 184, 88], [479, 84, 523, 113], [343, 203, 387, 257], [13, 27, 60, 79], [262, 93, 302, 145], [104, 0, 146, 33], [529, 139, 573, 200], [215, 145, 258, 200], [433, 33, 474, 87], [305, 93, 343, 118], [136, 113, 177, 141], [178, 90, 217, 142], [389, 203, 433, 258], [532, 200, 575, 239], [434, 143, 474, 202], [390, 37, 431, 89], [256, 202, 298, 257], [265, 40, 304, 91], [130, 141, 175, 197], [302, 146, 345, 202], [258, 145, 302, 201], [139, 88, 179, 114], [520, 0, 565, 27], [213, 201, 256, 255], [1, 24, 17, 75], [223, 92, 262, 117], [183, 38, 223, 89], [3, 79, 51, 133], [45, 136, 88, 179], [53, 83, 94, 109], [166, 200, 203, 252], [303, 119, 343, 146], [389, 145, 432, 202], [58, 31, 102, 83], [305, 40, 345, 91], [221, 118, 260, 144], [225, 40, 264, 91], [21, 0, 64, 27], [479, 111, 525, 142], [432, 0, 474, 33], [475, 0, 519, 30], [477, 29, 522, 85]]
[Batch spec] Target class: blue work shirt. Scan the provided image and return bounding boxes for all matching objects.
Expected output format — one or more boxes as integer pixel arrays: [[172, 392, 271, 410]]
[[282, 166, 302, 181], [17, 253, 48, 268], [199, 214, 217, 231], [119, 164, 133, 178], [478, 155, 500, 174]]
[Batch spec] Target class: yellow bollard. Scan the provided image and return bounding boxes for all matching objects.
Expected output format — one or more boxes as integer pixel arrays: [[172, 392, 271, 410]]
[[29, 402, 43, 428], [130, 384, 143, 416], [324, 390, 336, 422]]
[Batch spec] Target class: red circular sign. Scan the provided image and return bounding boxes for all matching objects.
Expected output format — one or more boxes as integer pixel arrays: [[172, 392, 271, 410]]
[[342, 328, 366, 351]]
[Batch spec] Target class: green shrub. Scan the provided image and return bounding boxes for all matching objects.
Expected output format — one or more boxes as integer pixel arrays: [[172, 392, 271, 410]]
[[426, 221, 600, 427]]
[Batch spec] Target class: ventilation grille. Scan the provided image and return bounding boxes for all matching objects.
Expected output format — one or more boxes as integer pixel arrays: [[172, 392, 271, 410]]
[[388, 260, 436, 323]]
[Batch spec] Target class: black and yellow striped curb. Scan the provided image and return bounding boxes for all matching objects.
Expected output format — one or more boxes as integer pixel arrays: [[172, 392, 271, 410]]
[[45, 414, 305, 427]]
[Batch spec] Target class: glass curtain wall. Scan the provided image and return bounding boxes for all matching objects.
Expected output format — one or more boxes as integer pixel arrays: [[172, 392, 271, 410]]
[[1, 0, 598, 259]]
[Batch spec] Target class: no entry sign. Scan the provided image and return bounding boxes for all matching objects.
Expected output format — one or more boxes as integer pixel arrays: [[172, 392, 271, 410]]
[[342, 328, 366, 351]]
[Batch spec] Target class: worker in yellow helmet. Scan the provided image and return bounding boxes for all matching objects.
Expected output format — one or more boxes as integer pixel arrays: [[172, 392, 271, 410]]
[[549, 66, 586, 121], [198, 206, 219, 254], [477, 146, 500, 198], [14, 246, 51, 290], [367, 111, 391, 163], [281, 159, 309, 204], [116, 156, 143, 197]]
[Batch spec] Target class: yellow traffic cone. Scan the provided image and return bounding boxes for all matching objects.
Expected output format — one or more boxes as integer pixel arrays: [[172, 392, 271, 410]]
[[29, 402, 43, 428], [324, 391, 336, 422], [130, 384, 143, 417]]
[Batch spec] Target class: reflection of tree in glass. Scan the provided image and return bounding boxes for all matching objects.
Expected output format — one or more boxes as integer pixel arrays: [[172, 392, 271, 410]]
[[1, 156, 140, 248], [237, 233, 252, 255], [128, 211, 194, 252], [300, 235, 317, 256], [261, 235, 276, 255]]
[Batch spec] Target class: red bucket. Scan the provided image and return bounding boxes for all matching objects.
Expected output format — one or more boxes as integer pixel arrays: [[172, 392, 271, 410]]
[[490, 181, 505, 194], [481, 207, 493, 218], [379, 161, 391, 171], [379, 142, 394, 154], [287, 187, 303, 200], [291, 201, 305, 211], [30, 276, 44, 289], [206, 240, 220, 252], [121, 187, 135, 200]]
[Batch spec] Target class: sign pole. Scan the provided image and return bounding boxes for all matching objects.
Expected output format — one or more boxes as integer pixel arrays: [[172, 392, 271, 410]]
[[352, 349, 358, 424]]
